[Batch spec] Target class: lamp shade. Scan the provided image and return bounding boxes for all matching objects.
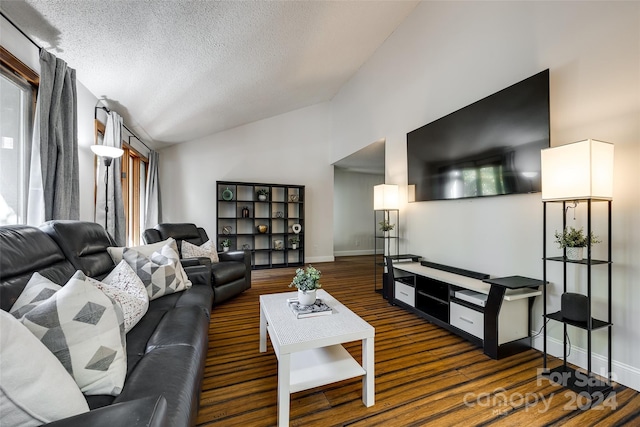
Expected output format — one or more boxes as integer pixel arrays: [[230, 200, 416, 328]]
[[541, 139, 613, 201], [374, 184, 399, 210], [91, 144, 124, 159]]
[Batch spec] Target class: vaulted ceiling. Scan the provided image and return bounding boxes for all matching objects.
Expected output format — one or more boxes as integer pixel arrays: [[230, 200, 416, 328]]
[[2, 0, 418, 148]]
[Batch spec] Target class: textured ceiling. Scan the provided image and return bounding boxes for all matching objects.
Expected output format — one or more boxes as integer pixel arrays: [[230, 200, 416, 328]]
[[2, 0, 418, 148]]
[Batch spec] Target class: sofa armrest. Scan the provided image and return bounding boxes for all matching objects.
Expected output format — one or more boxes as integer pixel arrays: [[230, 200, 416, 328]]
[[183, 260, 212, 287], [180, 257, 210, 268], [218, 250, 251, 290], [45, 396, 167, 427]]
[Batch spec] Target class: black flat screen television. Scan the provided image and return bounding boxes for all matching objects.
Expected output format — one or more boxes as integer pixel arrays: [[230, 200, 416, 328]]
[[407, 69, 550, 202]]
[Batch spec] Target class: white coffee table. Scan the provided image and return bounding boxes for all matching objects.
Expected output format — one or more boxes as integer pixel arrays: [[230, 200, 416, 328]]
[[259, 289, 375, 426]]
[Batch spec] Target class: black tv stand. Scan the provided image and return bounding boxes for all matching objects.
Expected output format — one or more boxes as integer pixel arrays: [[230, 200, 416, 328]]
[[386, 257, 545, 360]]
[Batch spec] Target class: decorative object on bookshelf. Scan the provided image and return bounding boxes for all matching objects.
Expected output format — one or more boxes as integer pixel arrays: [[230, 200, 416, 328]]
[[274, 211, 283, 218], [242, 244, 251, 250], [289, 194, 299, 202], [257, 224, 268, 233], [222, 225, 232, 235], [222, 187, 233, 201], [291, 223, 302, 234], [257, 188, 269, 201], [241, 206, 250, 218], [221, 238, 231, 252], [554, 226, 600, 261], [274, 239, 284, 250], [287, 298, 332, 318], [289, 265, 322, 306], [289, 235, 299, 250]]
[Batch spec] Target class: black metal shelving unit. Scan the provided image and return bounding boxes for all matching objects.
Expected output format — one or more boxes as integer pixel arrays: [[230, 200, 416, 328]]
[[374, 209, 398, 296], [216, 181, 305, 270], [542, 198, 613, 399]]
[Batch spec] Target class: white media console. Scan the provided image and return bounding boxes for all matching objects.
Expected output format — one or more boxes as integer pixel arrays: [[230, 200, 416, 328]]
[[386, 259, 544, 359]]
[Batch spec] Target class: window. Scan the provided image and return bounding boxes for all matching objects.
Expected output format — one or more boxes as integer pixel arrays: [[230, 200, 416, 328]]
[[0, 47, 38, 225], [122, 145, 148, 246]]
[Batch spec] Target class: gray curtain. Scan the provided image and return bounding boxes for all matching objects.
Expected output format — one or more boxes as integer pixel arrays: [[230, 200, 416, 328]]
[[27, 49, 79, 224], [95, 111, 126, 245], [144, 150, 160, 229]]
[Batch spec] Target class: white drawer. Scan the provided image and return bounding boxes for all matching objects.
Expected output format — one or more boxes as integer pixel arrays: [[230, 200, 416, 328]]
[[450, 302, 484, 340], [395, 282, 415, 307]]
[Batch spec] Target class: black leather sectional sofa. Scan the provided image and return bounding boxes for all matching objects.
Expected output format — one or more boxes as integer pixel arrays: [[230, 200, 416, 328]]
[[0, 220, 214, 426]]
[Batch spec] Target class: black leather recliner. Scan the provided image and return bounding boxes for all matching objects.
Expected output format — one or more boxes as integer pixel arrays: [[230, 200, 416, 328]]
[[143, 223, 251, 305]]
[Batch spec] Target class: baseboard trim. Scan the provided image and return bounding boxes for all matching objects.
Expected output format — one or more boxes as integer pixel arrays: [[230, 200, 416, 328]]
[[532, 332, 640, 392], [304, 256, 335, 264], [333, 249, 375, 257]]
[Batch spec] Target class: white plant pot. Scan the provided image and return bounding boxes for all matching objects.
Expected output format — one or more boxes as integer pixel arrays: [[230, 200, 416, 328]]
[[298, 289, 316, 306], [565, 247, 583, 261], [258, 194, 267, 201], [223, 246, 230, 252], [292, 244, 297, 250]]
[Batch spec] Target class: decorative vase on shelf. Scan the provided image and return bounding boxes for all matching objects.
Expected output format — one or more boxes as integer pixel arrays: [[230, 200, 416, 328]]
[[258, 194, 267, 201], [292, 243, 297, 250], [223, 246, 230, 252], [298, 289, 316, 306], [566, 247, 583, 261]]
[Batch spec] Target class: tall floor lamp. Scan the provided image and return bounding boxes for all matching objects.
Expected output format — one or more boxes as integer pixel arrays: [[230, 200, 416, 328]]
[[91, 145, 124, 231]]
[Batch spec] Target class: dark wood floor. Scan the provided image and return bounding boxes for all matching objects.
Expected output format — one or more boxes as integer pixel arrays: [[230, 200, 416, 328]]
[[196, 256, 640, 426]]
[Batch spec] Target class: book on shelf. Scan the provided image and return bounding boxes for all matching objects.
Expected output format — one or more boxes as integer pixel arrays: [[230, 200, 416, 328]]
[[287, 298, 333, 318]]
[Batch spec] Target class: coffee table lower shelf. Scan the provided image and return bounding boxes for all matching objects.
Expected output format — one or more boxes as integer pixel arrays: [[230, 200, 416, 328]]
[[289, 345, 366, 393]]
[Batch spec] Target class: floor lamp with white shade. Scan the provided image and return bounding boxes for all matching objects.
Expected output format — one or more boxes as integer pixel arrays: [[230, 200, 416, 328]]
[[91, 144, 124, 232]]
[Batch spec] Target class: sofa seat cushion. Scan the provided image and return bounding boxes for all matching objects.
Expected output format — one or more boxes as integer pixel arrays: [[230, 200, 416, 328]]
[[210, 261, 246, 286], [113, 346, 205, 427], [146, 306, 208, 353]]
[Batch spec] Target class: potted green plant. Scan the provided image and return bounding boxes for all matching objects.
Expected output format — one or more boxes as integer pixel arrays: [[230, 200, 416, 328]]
[[257, 188, 269, 201], [554, 226, 601, 260], [379, 220, 395, 234], [289, 265, 321, 306], [289, 235, 300, 250], [220, 238, 232, 252]]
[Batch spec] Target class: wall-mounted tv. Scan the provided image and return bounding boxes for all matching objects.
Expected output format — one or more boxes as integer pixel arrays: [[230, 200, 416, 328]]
[[407, 69, 549, 202]]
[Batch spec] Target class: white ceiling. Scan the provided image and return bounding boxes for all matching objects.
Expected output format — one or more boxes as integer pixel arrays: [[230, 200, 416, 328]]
[[2, 0, 418, 148]]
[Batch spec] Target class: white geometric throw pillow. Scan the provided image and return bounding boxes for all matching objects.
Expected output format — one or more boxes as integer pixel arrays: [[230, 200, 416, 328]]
[[9, 272, 61, 319], [182, 239, 219, 263], [0, 310, 89, 426], [19, 271, 127, 396], [89, 260, 149, 333], [122, 240, 190, 300], [108, 238, 192, 292]]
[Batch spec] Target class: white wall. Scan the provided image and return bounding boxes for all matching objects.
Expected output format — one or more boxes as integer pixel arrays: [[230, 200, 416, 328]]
[[330, 1, 640, 390], [333, 168, 384, 256], [2, 15, 99, 224], [158, 102, 334, 263]]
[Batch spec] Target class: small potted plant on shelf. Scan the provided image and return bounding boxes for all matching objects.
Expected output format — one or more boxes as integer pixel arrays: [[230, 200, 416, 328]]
[[289, 235, 300, 250], [379, 220, 395, 236], [257, 188, 269, 201], [554, 226, 601, 261], [289, 265, 321, 306], [220, 238, 232, 252]]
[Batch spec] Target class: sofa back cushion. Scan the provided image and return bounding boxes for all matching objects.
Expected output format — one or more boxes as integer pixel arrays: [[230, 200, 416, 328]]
[[0, 225, 76, 312], [40, 220, 116, 280]]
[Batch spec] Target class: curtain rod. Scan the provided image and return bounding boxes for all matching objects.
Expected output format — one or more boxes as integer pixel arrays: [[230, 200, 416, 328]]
[[94, 106, 152, 152], [0, 12, 153, 153], [1, 11, 41, 50]]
